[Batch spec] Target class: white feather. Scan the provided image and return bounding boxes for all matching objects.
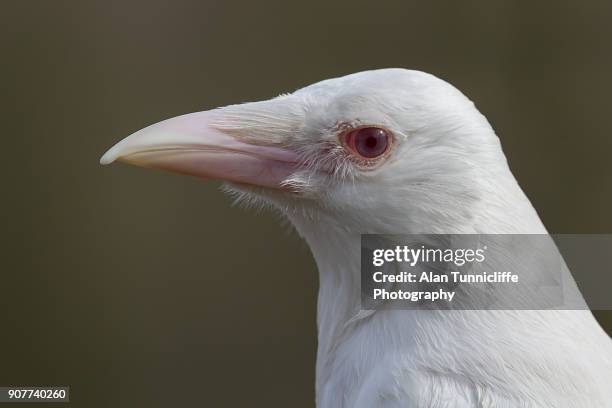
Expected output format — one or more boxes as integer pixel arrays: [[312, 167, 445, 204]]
[[224, 69, 612, 407]]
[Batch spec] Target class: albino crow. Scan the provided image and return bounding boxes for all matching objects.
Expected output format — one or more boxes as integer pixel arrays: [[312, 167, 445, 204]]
[[101, 69, 612, 407]]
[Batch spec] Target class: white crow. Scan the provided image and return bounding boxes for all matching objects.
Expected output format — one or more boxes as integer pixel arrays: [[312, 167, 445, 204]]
[[101, 69, 612, 407]]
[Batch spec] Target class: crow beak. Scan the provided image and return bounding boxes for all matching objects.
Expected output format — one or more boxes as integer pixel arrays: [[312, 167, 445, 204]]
[[100, 109, 301, 189]]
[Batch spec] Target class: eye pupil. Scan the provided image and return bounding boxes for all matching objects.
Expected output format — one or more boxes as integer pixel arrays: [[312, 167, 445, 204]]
[[349, 127, 389, 159], [365, 136, 378, 148]]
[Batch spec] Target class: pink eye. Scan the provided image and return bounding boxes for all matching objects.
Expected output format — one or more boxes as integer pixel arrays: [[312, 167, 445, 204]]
[[343, 127, 391, 159]]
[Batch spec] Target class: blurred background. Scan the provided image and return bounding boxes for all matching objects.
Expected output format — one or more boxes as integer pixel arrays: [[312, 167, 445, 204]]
[[2, 0, 612, 406]]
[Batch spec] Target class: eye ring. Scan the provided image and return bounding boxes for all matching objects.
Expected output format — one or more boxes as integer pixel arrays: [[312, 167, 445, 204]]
[[340, 125, 393, 162]]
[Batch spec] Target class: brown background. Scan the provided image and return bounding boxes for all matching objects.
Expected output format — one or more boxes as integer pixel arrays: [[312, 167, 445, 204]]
[[2, 1, 611, 407]]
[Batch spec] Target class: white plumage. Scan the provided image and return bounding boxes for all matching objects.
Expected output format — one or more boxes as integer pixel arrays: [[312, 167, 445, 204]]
[[102, 69, 612, 407]]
